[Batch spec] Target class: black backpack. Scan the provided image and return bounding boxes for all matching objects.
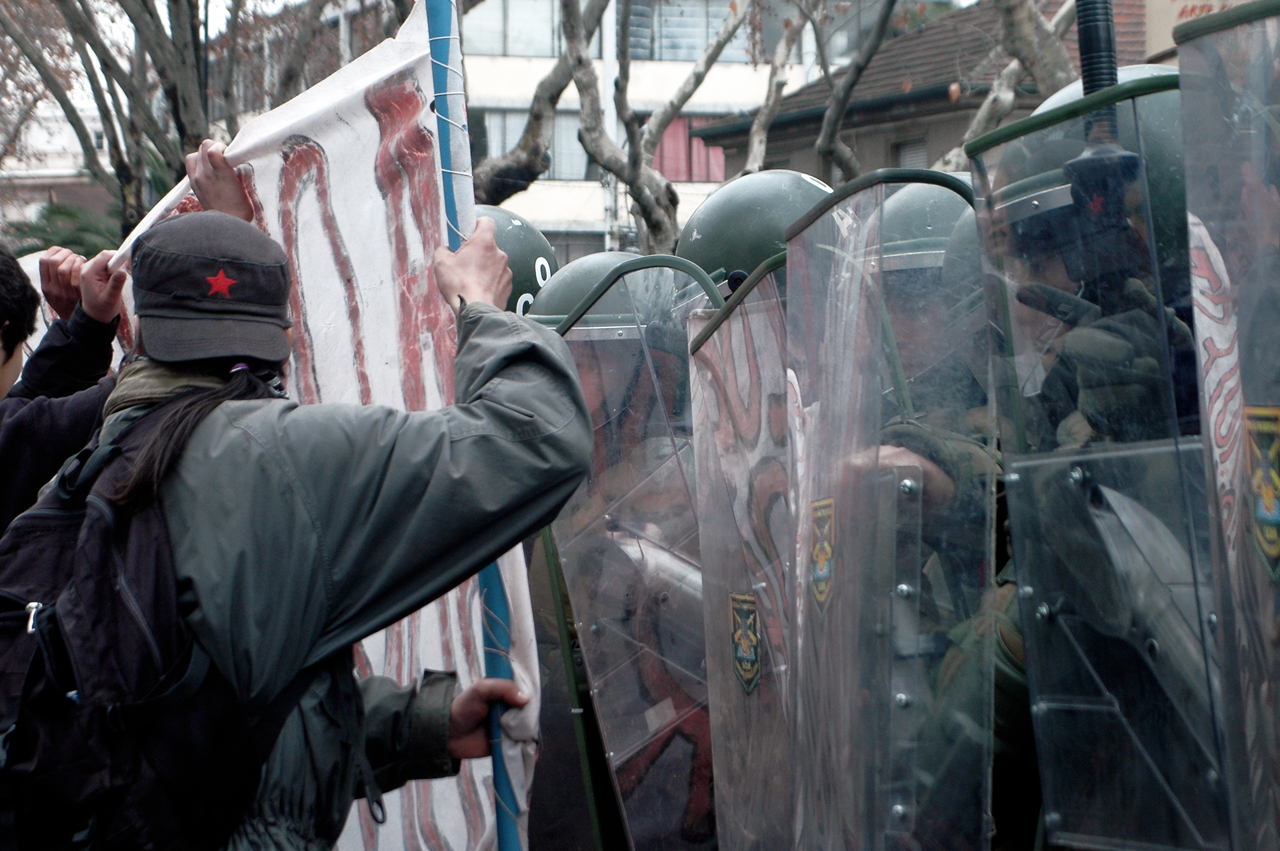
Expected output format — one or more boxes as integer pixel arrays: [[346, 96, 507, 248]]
[[0, 407, 312, 850]]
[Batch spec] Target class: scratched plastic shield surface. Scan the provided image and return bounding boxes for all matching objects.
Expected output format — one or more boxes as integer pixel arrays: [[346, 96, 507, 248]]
[[786, 181, 994, 851], [688, 266, 793, 851], [971, 86, 1229, 849], [549, 266, 716, 851], [1181, 11, 1280, 847]]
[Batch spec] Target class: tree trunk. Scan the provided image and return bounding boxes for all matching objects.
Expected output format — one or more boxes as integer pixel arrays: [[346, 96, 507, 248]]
[[562, 0, 749, 252], [222, 0, 245, 138], [993, 0, 1075, 99], [0, 6, 119, 197], [932, 0, 1077, 172], [472, 0, 610, 204], [743, 15, 804, 174], [812, 0, 898, 183]]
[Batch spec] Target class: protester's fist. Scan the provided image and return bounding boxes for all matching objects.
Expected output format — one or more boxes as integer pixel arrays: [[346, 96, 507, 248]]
[[186, 140, 254, 222], [79, 250, 128, 325], [447, 677, 529, 760], [39, 247, 85, 323], [434, 218, 513, 313]]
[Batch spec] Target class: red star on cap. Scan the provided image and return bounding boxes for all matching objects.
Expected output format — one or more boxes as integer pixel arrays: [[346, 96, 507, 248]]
[[1087, 194, 1106, 216], [206, 269, 236, 297]]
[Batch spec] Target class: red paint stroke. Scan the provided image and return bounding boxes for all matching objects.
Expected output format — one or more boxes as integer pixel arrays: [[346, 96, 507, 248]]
[[366, 70, 455, 412], [702, 316, 763, 449], [615, 649, 715, 841], [277, 134, 373, 406]]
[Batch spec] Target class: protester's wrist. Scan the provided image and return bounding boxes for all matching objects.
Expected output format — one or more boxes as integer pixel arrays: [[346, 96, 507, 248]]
[[69, 303, 121, 341]]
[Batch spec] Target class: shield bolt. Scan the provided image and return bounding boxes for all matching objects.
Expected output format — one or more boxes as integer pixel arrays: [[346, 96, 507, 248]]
[[1069, 466, 1085, 485], [1018, 586, 1034, 599], [891, 804, 908, 821], [590, 623, 601, 635], [1005, 472, 1020, 484], [1207, 768, 1219, 785], [894, 693, 911, 707], [1045, 812, 1062, 829], [895, 584, 914, 598], [899, 478, 918, 495], [1035, 603, 1053, 622], [1208, 612, 1218, 632]]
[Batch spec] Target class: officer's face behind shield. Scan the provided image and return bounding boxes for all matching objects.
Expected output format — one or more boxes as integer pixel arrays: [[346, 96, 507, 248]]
[[983, 130, 1172, 445]]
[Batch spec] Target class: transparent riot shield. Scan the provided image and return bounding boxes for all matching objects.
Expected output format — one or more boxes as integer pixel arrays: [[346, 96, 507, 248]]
[[687, 253, 793, 851], [1179, 5, 1280, 844], [785, 172, 995, 851], [969, 78, 1229, 849], [546, 262, 717, 851]]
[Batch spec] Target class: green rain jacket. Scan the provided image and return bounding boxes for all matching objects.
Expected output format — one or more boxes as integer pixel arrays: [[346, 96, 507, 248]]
[[103, 302, 591, 848]]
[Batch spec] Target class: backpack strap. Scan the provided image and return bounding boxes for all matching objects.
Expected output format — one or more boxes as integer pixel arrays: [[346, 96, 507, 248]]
[[53, 442, 123, 503]]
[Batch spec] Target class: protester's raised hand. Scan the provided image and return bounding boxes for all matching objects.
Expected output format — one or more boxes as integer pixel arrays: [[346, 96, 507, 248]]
[[434, 217, 513, 313], [186, 140, 254, 222], [79, 250, 128, 325], [447, 677, 529, 760], [39, 247, 85, 322]]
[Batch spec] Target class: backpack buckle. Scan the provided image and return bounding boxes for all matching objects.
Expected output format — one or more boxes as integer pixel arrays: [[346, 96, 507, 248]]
[[104, 703, 126, 734]]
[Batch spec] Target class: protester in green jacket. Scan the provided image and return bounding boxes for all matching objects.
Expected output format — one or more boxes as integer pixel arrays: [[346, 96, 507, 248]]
[[82, 205, 592, 848]]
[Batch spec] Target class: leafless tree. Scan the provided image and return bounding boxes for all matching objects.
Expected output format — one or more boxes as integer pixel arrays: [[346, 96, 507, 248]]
[[0, 0, 340, 235], [810, 0, 898, 181], [934, 0, 1077, 171], [562, 0, 751, 252], [471, 0, 610, 204], [741, 8, 807, 174]]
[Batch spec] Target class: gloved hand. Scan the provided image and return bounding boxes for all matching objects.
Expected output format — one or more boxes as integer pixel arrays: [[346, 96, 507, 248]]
[[1059, 277, 1192, 442]]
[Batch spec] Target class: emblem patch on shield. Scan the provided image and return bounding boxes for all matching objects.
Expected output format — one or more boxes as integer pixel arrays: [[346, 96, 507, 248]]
[[810, 498, 835, 610], [1246, 407, 1280, 581], [730, 592, 761, 694]]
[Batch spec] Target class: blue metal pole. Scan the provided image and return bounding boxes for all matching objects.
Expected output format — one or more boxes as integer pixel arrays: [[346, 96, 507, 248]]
[[425, 0, 520, 847]]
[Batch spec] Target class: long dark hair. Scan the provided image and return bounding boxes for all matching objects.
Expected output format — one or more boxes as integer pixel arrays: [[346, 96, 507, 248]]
[[113, 357, 282, 506]]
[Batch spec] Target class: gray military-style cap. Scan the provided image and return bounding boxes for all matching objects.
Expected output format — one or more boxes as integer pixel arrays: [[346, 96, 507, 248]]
[[131, 210, 293, 363]]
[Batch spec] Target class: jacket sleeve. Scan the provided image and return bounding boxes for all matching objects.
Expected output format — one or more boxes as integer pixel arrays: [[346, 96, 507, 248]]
[[6, 306, 118, 401], [0, 378, 114, 532], [163, 303, 592, 705], [361, 670, 459, 792]]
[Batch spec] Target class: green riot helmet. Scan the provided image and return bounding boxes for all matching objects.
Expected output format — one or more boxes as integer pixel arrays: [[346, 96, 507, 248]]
[[526, 252, 637, 328], [877, 175, 980, 418], [989, 65, 1185, 295], [940, 207, 983, 310], [676, 169, 831, 286], [879, 176, 973, 309], [527, 250, 718, 335], [475, 205, 559, 316]]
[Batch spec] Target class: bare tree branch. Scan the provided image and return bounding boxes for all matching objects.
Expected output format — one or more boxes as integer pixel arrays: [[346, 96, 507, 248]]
[[993, 0, 1074, 98], [743, 13, 805, 173], [793, 0, 835, 90], [272, 0, 331, 105], [562, 0, 627, 176], [222, 0, 245, 137], [813, 0, 897, 181], [0, 100, 36, 167], [472, 0, 610, 203], [641, 0, 749, 157], [53, 0, 182, 169], [933, 0, 1076, 171], [616, 0, 644, 182], [74, 38, 125, 170], [0, 6, 119, 197], [562, 0, 682, 251]]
